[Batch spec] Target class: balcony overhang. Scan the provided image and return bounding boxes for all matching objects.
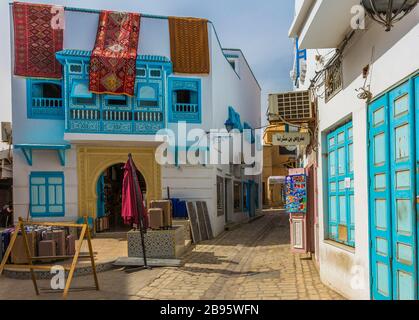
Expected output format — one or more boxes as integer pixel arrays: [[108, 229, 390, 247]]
[[64, 133, 167, 146], [292, 0, 360, 49], [288, 0, 316, 38], [14, 144, 71, 166]]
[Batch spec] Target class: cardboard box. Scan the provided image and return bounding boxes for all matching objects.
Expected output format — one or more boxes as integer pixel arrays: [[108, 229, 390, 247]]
[[150, 200, 172, 228], [11, 232, 36, 264], [148, 208, 163, 230], [66, 235, 76, 256], [44, 230, 66, 256], [37, 240, 57, 262]]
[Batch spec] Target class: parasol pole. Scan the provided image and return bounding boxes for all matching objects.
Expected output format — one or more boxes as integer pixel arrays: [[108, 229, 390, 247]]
[[128, 153, 148, 268]]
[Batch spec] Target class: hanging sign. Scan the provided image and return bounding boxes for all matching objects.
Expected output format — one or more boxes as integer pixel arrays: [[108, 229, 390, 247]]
[[268, 176, 286, 184], [285, 174, 307, 214], [272, 132, 311, 146]]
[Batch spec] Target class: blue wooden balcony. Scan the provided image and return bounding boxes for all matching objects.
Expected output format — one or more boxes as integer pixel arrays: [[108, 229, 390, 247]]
[[68, 108, 165, 135], [30, 97, 64, 119], [170, 103, 200, 123]]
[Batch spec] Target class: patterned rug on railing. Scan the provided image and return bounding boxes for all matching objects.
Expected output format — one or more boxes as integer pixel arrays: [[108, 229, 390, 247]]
[[13, 2, 64, 78], [89, 11, 140, 96]]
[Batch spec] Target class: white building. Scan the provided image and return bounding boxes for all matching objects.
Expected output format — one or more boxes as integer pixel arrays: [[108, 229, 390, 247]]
[[289, 0, 419, 299], [10, 5, 262, 237]]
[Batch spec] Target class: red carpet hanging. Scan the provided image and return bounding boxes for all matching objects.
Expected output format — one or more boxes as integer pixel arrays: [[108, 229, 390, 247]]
[[89, 11, 140, 96], [13, 2, 64, 79]]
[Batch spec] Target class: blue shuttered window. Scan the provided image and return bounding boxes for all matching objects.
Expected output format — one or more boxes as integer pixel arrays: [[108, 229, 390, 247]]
[[30, 172, 65, 217], [27, 79, 64, 120], [327, 122, 355, 247], [168, 77, 202, 123]]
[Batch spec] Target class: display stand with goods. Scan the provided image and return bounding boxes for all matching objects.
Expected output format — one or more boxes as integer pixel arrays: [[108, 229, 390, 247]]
[[0, 216, 99, 299]]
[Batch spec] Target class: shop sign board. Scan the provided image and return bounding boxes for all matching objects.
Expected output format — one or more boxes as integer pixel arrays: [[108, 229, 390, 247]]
[[273, 132, 310, 146]]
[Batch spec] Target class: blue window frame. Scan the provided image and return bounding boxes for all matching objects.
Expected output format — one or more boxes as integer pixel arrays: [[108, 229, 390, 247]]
[[327, 121, 355, 247], [30, 172, 65, 217], [149, 68, 162, 79], [27, 79, 64, 120], [168, 77, 201, 123], [104, 95, 128, 107], [137, 83, 159, 108], [70, 79, 96, 106], [68, 63, 83, 74]]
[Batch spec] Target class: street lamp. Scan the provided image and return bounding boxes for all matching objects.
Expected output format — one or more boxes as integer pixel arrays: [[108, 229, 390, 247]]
[[362, 0, 418, 31]]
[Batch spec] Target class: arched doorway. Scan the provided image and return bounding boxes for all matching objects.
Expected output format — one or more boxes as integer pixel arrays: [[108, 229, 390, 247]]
[[96, 163, 147, 232]]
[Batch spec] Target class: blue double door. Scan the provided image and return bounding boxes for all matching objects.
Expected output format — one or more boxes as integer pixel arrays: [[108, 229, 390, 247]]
[[368, 75, 419, 300]]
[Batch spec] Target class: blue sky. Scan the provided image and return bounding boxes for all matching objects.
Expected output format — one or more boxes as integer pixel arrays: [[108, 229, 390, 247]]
[[0, 0, 295, 123]]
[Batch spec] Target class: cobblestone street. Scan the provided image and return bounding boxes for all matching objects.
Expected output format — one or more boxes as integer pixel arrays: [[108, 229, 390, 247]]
[[135, 210, 342, 300], [0, 210, 342, 300]]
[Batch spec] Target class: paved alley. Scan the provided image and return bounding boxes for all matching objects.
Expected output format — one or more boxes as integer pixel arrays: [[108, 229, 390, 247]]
[[0, 210, 342, 300]]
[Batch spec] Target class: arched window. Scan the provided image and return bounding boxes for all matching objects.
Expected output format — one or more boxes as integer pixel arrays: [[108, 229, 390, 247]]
[[137, 84, 159, 108]]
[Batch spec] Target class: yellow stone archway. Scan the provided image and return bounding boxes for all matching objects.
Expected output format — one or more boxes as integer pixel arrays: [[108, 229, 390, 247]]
[[77, 146, 161, 219]]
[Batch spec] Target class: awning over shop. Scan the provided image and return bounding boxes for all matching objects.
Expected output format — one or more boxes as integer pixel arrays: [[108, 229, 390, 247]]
[[14, 144, 71, 166]]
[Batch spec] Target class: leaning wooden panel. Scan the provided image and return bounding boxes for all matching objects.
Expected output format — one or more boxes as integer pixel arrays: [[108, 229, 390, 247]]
[[186, 201, 201, 243], [195, 201, 209, 241]]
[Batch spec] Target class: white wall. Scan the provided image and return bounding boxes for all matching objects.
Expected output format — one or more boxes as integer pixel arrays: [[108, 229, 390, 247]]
[[13, 148, 78, 222], [312, 10, 419, 299], [11, 8, 262, 234]]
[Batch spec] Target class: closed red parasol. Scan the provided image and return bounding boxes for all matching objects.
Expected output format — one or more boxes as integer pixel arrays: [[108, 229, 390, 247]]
[[121, 154, 149, 268]]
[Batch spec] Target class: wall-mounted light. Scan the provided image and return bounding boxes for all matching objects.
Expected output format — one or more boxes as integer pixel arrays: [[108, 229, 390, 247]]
[[362, 0, 418, 31]]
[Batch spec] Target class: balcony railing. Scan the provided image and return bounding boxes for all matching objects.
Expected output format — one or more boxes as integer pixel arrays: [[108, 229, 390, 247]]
[[30, 98, 64, 119], [174, 103, 199, 113], [170, 103, 200, 123], [68, 109, 164, 135]]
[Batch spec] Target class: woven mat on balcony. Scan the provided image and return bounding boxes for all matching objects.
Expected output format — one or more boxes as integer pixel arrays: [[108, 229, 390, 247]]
[[89, 11, 140, 96], [168, 17, 210, 74], [13, 2, 63, 78]]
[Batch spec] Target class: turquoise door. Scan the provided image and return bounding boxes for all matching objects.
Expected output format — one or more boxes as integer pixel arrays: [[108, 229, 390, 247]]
[[416, 76, 419, 299], [96, 174, 105, 218], [369, 76, 418, 300]]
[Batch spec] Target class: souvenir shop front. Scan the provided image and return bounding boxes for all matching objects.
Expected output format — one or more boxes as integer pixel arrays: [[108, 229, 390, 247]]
[[96, 163, 147, 233], [285, 167, 318, 259]]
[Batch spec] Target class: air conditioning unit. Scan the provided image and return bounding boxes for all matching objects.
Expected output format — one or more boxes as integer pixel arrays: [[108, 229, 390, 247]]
[[1, 122, 12, 143], [268, 90, 312, 123]]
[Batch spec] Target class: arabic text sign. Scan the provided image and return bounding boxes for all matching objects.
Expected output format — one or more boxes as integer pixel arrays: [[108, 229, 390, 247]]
[[273, 132, 311, 146]]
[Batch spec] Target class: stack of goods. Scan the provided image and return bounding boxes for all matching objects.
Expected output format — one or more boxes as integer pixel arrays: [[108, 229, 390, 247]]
[[150, 200, 172, 229], [1, 228, 15, 261], [0, 226, 77, 264], [96, 216, 110, 233], [148, 208, 163, 230], [171, 198, 188, 219]]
